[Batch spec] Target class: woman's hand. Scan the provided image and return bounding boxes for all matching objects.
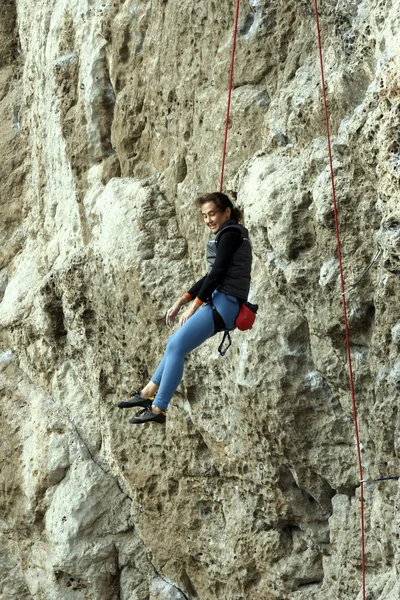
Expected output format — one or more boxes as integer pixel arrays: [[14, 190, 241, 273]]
[[166, 301, 182, 327], [179, 304, 198, 327]]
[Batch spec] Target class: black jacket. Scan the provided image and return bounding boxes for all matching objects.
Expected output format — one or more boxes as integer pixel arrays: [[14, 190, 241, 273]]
[[187, 219, 252, 302]]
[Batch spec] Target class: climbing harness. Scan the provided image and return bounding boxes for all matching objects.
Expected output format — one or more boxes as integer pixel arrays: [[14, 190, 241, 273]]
[[218, 331, 233, 357], [210, 300, 232, 356], [313, 1, 366, 597], [211, 298, 258, 356]]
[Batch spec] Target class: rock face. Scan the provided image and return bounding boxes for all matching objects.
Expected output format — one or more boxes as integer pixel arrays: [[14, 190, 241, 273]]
[[1, 1, 400, 598]]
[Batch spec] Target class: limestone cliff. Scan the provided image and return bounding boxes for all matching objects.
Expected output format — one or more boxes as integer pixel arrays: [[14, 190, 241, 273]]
[[1, 1, 400, 599]]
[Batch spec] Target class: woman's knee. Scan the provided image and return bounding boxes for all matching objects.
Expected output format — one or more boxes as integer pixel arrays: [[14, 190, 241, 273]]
[[166, 330, 179, 349], [165, 334, 186, 357]]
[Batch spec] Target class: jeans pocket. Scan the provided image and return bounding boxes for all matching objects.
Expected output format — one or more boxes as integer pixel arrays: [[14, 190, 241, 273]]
[[226, 294, 239, 304]]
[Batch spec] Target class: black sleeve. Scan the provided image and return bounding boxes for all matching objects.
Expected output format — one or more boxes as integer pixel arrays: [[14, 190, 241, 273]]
[[196, 230, 242, 302], [187, 275, 207, 299]]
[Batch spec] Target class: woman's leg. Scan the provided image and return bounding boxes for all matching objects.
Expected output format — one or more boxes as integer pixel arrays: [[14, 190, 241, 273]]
[[141, 380, 159, 398], [146, 291, 239, 414], [135, 331, 190, 402], [141, 331, 177, 396], [152, 304, 215, 412]]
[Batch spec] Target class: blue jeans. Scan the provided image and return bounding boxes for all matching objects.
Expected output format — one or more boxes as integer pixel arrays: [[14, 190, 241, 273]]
[[152, 291, 240, 411]]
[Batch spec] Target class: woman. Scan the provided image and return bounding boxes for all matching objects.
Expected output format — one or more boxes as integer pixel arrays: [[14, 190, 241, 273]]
[[118, 192, 252, 424]]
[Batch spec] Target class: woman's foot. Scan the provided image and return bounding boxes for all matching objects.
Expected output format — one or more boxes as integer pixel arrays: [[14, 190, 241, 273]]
[[141, 382, 159, 398], [117, 390, 153, 409], [129, 406, 166, 424]]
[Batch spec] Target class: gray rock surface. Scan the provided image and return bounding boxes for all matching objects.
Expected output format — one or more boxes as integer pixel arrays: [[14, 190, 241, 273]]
[[1, 1, 400, 599]]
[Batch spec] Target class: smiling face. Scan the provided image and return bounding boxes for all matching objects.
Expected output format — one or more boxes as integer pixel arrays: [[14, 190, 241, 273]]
[[201, 201, 231, 234]]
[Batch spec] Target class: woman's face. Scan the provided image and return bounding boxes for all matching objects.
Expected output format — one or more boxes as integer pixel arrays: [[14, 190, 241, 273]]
[[201, 201, 231, 234]]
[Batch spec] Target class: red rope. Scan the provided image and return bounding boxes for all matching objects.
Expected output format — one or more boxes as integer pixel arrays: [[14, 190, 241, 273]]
[[313, 1, 366, 598], [220, 0, 241, 192]]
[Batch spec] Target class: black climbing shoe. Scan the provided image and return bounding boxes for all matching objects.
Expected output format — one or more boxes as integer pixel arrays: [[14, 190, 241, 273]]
[[117, 390, 153, 409], [128, 406, 166, 424]]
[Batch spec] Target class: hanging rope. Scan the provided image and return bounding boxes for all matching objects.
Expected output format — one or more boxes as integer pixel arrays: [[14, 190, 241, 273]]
[[220, 2, 369, 596], [313, 2, 366, 599], [220, 0, 241, 192]]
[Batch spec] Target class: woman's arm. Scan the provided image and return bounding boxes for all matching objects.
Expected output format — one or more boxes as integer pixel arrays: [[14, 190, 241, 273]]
[[177, 231, 241, 326], [165, 275, 207, 327], [186, 275, 207, 300], [166, 294, 189, 327], [168, 230, 242, 326]]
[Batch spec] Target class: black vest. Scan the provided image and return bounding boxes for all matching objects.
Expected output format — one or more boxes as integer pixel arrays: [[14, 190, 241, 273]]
[[206, 219, 252, 301]]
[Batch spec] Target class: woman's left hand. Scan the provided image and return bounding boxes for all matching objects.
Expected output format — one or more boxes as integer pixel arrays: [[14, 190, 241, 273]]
[[179, 305, 198, 327]]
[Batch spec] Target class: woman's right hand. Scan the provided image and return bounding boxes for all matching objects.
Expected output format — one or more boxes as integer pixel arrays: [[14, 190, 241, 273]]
[[166, 301, 182, 327]]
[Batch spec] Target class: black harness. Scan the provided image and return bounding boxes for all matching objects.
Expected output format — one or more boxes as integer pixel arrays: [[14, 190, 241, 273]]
[[210, 301, 233, 356]]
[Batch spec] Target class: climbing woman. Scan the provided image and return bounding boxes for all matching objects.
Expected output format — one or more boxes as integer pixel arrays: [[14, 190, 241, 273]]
[[118, 192, 252, 424]]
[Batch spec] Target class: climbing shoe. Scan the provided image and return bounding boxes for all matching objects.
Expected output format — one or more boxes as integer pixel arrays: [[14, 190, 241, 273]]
[[117, 390, 153, 409], [128, 406, 166, 424]]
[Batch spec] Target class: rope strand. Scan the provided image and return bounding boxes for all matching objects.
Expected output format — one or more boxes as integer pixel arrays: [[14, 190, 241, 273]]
[[220, 0, 241, 192], [313, 2, 366, 598]]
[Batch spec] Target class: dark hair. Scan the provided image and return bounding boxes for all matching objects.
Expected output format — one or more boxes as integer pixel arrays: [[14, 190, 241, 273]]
[[195, 192, 243, 222]]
